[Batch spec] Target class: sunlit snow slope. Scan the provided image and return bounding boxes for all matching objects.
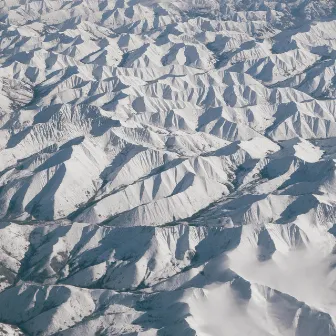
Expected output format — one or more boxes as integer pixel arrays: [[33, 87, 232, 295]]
[[0, 0, 336, 335]]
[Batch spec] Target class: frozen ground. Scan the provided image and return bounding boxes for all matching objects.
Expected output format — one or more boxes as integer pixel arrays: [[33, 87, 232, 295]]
[[0, 0, 336, 335]]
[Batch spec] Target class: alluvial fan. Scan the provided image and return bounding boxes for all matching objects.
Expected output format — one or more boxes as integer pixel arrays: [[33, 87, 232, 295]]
[[0, 0, 336, 335]]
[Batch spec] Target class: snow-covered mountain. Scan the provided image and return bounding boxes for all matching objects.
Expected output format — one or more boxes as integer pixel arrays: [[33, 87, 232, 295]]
[[0, 0, 336, 335]]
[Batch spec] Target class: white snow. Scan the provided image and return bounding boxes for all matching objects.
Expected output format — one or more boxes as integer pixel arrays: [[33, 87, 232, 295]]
[[0, 0, 335, 335]]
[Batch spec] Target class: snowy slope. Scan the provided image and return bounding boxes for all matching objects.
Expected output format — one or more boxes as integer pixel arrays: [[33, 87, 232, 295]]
[[0, 0, 336, 335]]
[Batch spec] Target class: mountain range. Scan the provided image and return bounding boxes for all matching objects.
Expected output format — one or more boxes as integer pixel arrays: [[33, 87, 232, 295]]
[[0, 0, 336, 335]]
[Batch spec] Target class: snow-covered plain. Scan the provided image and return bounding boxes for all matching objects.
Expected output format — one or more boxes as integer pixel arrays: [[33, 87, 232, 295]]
[[0, 0, 336, 335]]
